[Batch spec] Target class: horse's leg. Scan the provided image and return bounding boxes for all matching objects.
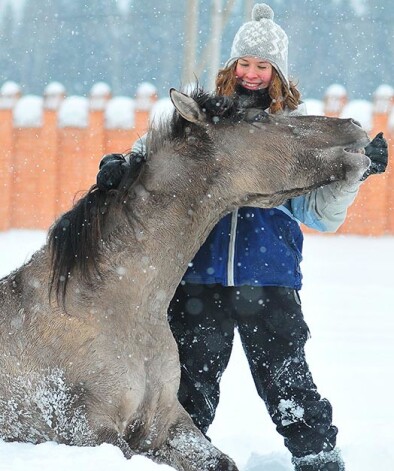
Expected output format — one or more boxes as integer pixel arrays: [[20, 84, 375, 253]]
[[153, 412, 239, 471], [96, 427, 136, 459]]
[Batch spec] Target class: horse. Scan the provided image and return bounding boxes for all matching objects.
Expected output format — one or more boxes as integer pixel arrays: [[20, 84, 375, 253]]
[[0, 88, 370, 470]]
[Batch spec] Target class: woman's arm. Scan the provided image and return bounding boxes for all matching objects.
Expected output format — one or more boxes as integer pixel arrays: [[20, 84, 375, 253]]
[[130, 134, 147, 157], [290, 181, 361, 232]]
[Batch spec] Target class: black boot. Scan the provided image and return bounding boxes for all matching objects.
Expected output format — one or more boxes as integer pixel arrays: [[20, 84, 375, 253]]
[[292, 449, 345, 471]]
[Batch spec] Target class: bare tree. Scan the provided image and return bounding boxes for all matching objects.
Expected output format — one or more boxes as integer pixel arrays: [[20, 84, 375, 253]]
[[182, 0, 237, 91], [182, 0, 199, 86], [206, 0, 223, 90]]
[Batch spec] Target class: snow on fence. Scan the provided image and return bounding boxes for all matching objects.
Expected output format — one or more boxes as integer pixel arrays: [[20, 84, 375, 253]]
[[0, 81, 393, 235]]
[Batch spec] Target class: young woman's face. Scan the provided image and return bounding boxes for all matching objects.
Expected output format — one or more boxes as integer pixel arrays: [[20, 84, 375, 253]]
[[235, 57, 273, 91]]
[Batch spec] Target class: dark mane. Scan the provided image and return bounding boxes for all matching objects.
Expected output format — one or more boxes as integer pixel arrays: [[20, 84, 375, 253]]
[[146, 87, 247, 158], [48, 151, 146, 306]]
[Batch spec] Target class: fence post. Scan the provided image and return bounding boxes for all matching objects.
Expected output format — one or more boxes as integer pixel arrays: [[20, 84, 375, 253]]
[[0, 82, 20, 231], [302, 84, 348, 235], [36, 82, 66, 229], [10, 93, 45, 229], [388, 115, 394, 234], [323, 83, 347, 118], [370, 85, 394, 234], [134, 82, 157, 140], [347, 85, 393, 235], [104, 97, 136, 155], [56, 96, 89, 215], [370, 85, 393, 234], [84, 82, 111, 191]]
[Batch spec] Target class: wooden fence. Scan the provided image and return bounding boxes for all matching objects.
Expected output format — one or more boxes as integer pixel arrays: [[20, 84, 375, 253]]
[[0, 81, 393, 235]]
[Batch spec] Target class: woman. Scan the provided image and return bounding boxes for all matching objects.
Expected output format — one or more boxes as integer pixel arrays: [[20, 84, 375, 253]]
[[97, 4, 387, 471]]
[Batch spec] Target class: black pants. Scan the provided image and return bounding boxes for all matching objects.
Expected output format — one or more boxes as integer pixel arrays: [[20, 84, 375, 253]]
[[168, 283, 338, 458]]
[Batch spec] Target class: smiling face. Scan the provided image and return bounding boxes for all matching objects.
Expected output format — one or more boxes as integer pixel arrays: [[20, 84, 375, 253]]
[[235, 57, 273, 91]]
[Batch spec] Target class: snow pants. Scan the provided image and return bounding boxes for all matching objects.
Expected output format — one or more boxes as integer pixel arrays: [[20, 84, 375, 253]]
[[168, 283, 338, 458]]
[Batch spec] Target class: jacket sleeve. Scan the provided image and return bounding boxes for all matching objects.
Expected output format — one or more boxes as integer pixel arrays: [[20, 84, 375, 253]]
[[287, 102, 307, 116], [290, 181, 362, 232], [129, 133, 147, 157]]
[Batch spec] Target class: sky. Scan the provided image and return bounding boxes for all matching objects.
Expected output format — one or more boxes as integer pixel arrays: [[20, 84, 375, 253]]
[[0, 230, 393, 471]]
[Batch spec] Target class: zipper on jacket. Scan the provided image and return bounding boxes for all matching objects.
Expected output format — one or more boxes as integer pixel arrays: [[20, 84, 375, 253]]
[[227, 209, 238, 286]]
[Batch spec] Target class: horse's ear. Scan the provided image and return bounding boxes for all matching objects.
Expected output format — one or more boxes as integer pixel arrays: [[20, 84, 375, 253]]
[[170, 88, 206, 124]]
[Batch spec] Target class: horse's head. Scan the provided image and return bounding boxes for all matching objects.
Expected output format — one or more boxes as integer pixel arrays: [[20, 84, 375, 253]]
[[169, 88, 370, 207]]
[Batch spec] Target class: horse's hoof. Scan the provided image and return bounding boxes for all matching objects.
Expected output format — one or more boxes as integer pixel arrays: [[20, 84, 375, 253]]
[[213, 456, 239, 471]]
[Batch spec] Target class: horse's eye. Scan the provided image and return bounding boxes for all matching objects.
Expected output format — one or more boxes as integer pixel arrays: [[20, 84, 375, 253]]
[[245, 109, 269, 123]]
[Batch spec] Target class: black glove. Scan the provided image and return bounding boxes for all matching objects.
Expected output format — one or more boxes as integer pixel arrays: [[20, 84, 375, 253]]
[[203, 95, 236, 120], [97, 153, 129, 191], [99, 153, 125, 169], [361, 132, 388, 181]]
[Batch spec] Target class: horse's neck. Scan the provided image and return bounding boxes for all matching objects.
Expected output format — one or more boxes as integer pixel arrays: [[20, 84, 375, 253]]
[[122, 180, 233, 294]]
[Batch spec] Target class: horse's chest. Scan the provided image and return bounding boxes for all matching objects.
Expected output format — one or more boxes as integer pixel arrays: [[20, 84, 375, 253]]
[[103, 352, 181, 438], [88, 321, 180, 403]]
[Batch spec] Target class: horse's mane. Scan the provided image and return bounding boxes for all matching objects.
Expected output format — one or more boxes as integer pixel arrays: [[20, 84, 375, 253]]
[[47, 151, 146, 306], [147, 87, 248, 158], [48, 88, 250, 306]]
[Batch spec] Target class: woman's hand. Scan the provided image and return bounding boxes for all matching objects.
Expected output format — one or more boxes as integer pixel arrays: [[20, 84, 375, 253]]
[[97, 153, 129, 190], [361, 132, 388, 180]]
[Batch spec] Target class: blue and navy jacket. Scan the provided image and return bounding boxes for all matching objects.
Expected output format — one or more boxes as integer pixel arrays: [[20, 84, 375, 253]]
[[183, 206, 304, 289], [182, 176, 361, 289]]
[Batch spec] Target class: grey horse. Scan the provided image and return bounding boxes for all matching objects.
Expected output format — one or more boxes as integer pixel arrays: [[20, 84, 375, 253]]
[[0, 88, 370, 470]]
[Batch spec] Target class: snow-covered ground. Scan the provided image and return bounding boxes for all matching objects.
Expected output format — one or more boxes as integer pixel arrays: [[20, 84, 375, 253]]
[[0, 230, 393, 471]]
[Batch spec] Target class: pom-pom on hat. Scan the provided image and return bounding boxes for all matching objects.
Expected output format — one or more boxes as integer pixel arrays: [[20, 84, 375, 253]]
[[225, 3, 289, 85]]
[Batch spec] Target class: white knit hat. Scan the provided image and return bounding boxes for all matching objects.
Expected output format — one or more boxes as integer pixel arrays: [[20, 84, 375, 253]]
[[225, 3, 289, 85]]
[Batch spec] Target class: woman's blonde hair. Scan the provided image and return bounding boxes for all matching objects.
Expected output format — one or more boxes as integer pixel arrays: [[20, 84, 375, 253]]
[[215, 62, 301, 113]]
